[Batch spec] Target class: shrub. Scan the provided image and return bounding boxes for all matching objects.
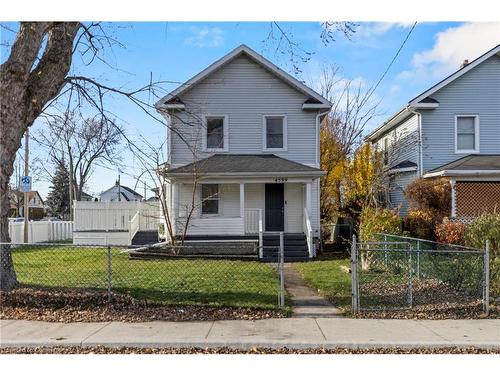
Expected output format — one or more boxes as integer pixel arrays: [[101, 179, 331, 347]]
[[359, 207, 401, 242], [404, 178, 451, 220], [435, 221, 467, 245], [465, 214, 500, 256], [403, 209, 435, 240], [465, 213, 500, 297]]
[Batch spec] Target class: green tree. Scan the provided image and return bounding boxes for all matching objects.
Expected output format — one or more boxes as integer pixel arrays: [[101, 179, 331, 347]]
[[45, 163, 70, 219]]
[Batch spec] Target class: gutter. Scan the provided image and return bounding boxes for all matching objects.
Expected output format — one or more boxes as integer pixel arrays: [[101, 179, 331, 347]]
[[423, 170, 500, 178]]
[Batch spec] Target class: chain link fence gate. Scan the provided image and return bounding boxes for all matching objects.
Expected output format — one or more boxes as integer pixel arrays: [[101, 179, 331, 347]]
[[351, 235, 490, 315]]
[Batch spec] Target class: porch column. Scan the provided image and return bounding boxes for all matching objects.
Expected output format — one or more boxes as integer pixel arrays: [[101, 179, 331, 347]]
[[239, 183, 245, 218], [450, 179, 456, 217], [305, 182, 312, 215], [172, 182, 179, 234]]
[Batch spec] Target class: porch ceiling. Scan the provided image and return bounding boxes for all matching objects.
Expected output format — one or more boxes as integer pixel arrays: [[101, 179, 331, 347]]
[[165, 154, 324, 177]]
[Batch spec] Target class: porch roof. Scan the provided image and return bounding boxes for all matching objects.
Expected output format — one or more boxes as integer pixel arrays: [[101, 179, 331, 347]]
[[165, 154, 324, 177], [423, 154, 500, 178]]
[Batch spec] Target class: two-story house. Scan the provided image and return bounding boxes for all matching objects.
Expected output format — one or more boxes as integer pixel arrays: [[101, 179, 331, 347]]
[[155, 45, 331, 260], [367, 44, 500, 218]]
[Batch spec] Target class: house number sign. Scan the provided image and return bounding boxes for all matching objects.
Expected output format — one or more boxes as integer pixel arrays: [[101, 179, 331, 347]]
[[274, 177, 288, 182]]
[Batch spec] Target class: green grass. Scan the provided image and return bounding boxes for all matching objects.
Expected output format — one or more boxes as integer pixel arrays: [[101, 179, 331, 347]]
[[11, 246, 281, 309], [293, 257, 352, 313]]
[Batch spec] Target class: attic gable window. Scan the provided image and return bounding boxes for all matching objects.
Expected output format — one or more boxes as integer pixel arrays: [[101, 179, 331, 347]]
[[455, 115, 479, 153], [203, 115, 228, 152], [263, 115, 287, 151]]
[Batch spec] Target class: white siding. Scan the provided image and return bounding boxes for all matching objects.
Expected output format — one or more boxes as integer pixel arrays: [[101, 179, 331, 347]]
[[388, 171, 418, 216], [375, 113, 419, 168], [421, 55, 500, 172], [169, 55, 319, 167], [285, 183, 303, 232]]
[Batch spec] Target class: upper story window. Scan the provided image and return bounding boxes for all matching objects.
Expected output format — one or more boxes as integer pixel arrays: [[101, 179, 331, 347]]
[[263, 115, 287, 151], [203, 115, 228, 152], [201, 184, 219, 215], [455, 115, 479, 153]]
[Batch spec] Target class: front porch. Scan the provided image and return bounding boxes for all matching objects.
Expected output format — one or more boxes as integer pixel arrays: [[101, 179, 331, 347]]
[[171, 180, 316, 258]]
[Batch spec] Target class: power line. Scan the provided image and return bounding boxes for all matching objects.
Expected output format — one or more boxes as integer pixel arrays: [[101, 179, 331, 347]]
[[366, 22, 417, 102]]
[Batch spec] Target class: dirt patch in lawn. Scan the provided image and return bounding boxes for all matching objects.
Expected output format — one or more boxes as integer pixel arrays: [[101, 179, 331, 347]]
[[356, 278, 498, 319], [0, 287, 286, 322]]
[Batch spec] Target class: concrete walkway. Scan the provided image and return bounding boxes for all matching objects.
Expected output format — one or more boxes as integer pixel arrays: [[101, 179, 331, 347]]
[[284, 264, 343, 318], [1, 318, 499, 349]]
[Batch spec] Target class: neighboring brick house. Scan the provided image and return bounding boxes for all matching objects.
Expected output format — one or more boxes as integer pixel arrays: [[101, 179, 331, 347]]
[[367, 44, 500, 218]]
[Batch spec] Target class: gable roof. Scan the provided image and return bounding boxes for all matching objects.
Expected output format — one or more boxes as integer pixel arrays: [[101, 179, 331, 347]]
[[100, 184, 143, 199], [409, 44, 500, 106], [166, 154, 324, 177], [367, 44, 500, 142], [155, 44, 332, 110]]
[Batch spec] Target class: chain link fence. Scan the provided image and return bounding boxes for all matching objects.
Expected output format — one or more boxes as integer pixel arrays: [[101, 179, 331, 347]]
[[1, 241, 286, 310], [351, 235, 490, 315]]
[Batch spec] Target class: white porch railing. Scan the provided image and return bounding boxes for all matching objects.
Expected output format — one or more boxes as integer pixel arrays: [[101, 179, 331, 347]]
[[303, 207, 314, 258], [244, 209, 260, 234], [129, 211, 140, 243]]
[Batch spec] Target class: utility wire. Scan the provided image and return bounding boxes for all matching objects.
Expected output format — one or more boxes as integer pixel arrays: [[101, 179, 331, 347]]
[[365, 21, 418, 103]]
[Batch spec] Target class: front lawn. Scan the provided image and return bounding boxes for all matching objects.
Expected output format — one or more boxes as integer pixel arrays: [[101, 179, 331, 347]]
[[293, 257, 352, 313], [11, 246, 281, 309]]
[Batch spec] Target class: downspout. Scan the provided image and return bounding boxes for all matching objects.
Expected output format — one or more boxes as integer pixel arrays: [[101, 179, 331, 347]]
[[408, 106, 423, 177], [315, 109, 330, 249]]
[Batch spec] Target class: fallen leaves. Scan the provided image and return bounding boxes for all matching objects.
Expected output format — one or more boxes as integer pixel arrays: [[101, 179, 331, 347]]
[[0, 287, 286, 323]]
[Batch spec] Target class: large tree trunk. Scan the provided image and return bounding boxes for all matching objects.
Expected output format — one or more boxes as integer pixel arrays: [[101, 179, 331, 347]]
[[0, 22, 80, 291]]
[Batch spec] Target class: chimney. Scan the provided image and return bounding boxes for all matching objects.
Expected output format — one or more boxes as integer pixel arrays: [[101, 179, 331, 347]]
[[460, 59, 469, 69]]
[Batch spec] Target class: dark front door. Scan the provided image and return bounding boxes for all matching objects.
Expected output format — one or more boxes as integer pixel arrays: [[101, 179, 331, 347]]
[[265, 184, 284, 231]]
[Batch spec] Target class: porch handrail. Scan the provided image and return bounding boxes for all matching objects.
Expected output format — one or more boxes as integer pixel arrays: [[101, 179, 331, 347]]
[[258, 208, 263, 258], [129, 211, 140, 243], [303, 208, 314, 258]]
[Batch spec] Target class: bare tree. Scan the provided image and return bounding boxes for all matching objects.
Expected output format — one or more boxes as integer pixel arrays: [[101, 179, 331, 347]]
[[316, 65, 380, 222], [34, 111, 122, 207], [0, 21, 359, 291]]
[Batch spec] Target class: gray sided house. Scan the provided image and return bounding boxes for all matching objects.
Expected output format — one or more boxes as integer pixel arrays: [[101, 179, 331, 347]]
[[155, 44, 332, 260], [368, 44, 500, 218]]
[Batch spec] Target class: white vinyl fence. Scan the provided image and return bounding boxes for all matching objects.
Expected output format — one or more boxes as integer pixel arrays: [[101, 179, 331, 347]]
[[73, 201, 160, 246], [8, 221, 73, 244]]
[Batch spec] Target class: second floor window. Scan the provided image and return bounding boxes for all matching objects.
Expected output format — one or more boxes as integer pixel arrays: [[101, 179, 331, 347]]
[[455, 115, 479, 153], [204, 116, 228, 151], [264, 115, 287, 151]]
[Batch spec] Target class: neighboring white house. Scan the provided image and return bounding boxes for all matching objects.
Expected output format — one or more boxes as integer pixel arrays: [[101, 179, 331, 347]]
[[367, 44, 500, 218], [99, 183, 143, 202], [155, 44, 332, 259]]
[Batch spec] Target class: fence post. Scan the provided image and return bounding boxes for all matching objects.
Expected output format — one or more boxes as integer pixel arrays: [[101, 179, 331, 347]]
[[408, 243, 413, 308], [107, 245, 112, 304], [351, 235, 358, 314], [279, 232, 285, 308], [416, 240, 420, 279], [484, 240, 490, 315], [384, 234, 388, 267]]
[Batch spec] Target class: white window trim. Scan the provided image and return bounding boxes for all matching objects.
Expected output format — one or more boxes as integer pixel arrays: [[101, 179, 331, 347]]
[[202, 115, 229, 153], [200, 183, 221, 217], [262, 115, 287, 152], [454, 114, 480, 154]]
